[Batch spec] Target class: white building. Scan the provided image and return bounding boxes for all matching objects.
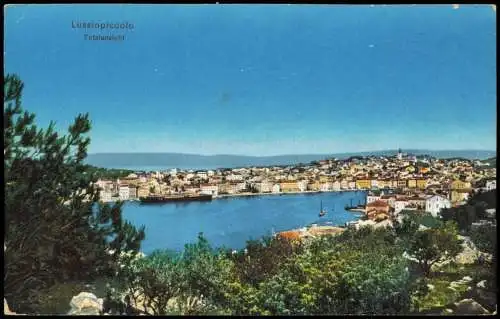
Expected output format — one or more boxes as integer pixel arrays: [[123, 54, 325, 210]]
[[272, 183, 281, 193], [95, 179, 108, 189], [196, 171, 208, 179], [348, 181, 356, 189], [230, 182, 246, 193], [119, 185, 130, 200], [425, 195, 451, 217], [366, 195, 381, 204], [99, 190, 112, 202], [255, 181, 272, 193], [340, 180, 349, 190], [486, 180, 496, 191], [226, 173, 244, 181], [200, 184, 218, 196], [370, 179, 378, 189], [249, 175, 263, 183], [128, 186, 138, 199], [394, 199, 410, 215], [298, 180, 308, 192], [332, 181, 341, 191], [320, 182, 331, 192]]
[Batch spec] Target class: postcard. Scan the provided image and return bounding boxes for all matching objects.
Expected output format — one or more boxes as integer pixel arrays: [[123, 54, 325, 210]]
[[3, 4, 497, 316]]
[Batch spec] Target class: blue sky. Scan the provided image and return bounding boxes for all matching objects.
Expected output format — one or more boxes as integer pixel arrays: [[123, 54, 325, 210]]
[[4, 4, 496, 156]]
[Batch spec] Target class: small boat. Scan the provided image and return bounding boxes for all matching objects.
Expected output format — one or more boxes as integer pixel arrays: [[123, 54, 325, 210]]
[[319, 200, 327, 217]]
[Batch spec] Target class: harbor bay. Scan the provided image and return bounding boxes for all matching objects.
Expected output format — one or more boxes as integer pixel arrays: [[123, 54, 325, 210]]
[[122, 190, 366, 254]]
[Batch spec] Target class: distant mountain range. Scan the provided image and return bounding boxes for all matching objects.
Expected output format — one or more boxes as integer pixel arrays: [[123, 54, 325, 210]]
[[85, 150, 496, 171]]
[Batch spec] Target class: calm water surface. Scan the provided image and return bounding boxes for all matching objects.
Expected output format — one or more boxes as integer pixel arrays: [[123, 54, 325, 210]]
[[122, 191, 367, 254]]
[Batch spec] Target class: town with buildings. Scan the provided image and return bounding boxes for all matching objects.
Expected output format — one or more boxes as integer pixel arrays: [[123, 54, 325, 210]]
[[95, 149, 496, 232]]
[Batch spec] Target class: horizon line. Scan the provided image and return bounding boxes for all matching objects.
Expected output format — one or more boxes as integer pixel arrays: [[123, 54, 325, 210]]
[[87, 148, 497, 157]]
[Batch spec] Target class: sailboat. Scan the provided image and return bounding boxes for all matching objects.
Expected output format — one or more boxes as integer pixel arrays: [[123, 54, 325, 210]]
[[319, 200, 327, 217]]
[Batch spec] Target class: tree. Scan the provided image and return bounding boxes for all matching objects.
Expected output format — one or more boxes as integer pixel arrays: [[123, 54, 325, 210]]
[[114, 233, 239, 315], [231, 236, 302, 287], [440, 190, 496, 233], [249, 227, 412, 315], [136, 251, 186, 315], [394, 213, 420, 250], [4, 74, 145, 313], [407, 221, 463, 277], [469, 223, 497, 266], [180, 233, 235, 310]]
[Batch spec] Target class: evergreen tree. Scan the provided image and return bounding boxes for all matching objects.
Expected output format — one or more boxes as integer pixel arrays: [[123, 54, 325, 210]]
[[4, 74, 145, 313]]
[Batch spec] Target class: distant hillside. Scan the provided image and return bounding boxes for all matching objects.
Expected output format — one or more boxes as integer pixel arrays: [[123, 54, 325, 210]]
[[85, 150, 496, 171], [479, 157, 497, 168]]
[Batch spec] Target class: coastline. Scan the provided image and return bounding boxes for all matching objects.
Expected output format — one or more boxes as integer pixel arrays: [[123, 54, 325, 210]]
[[216, 189, 365, 199], [345, 208, 366, 213], [101, 189, 367, 203]]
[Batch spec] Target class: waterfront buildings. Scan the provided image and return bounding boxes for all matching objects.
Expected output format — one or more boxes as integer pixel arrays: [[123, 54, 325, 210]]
[[254, 181, 272, 193], [94, 151, 495, 224], [129, 186, 138, 199], [356, 179, 371, 190], [200, 184, 219, 196], [272, 184, 281, 193], [332, 181, 341, 191], [281, 181, 300, 192]]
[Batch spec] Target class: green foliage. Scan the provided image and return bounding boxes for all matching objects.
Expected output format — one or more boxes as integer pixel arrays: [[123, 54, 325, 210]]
[[468, 189, 496, 209], [112, 233, 238, 315], [111, 223, 487, 315], [136, 251, 186, 315], [397, 210, 442, 232], [415, 277, 467, 312], [231, 236, 303, 287], [28, 281, 86, 314], [407, 221, 463, 277], [441, 189, 496, 233], [180, 233, 236, 311], [478, 157, 496, 168], [83, 165, 135, 180], [469, 224, 496, 256], [111, 228, 415, 315], [394, 213, 420, 250], [469, 223, 497, 271], [4, 74, 145, 313], [250, 227, 412, 315]]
